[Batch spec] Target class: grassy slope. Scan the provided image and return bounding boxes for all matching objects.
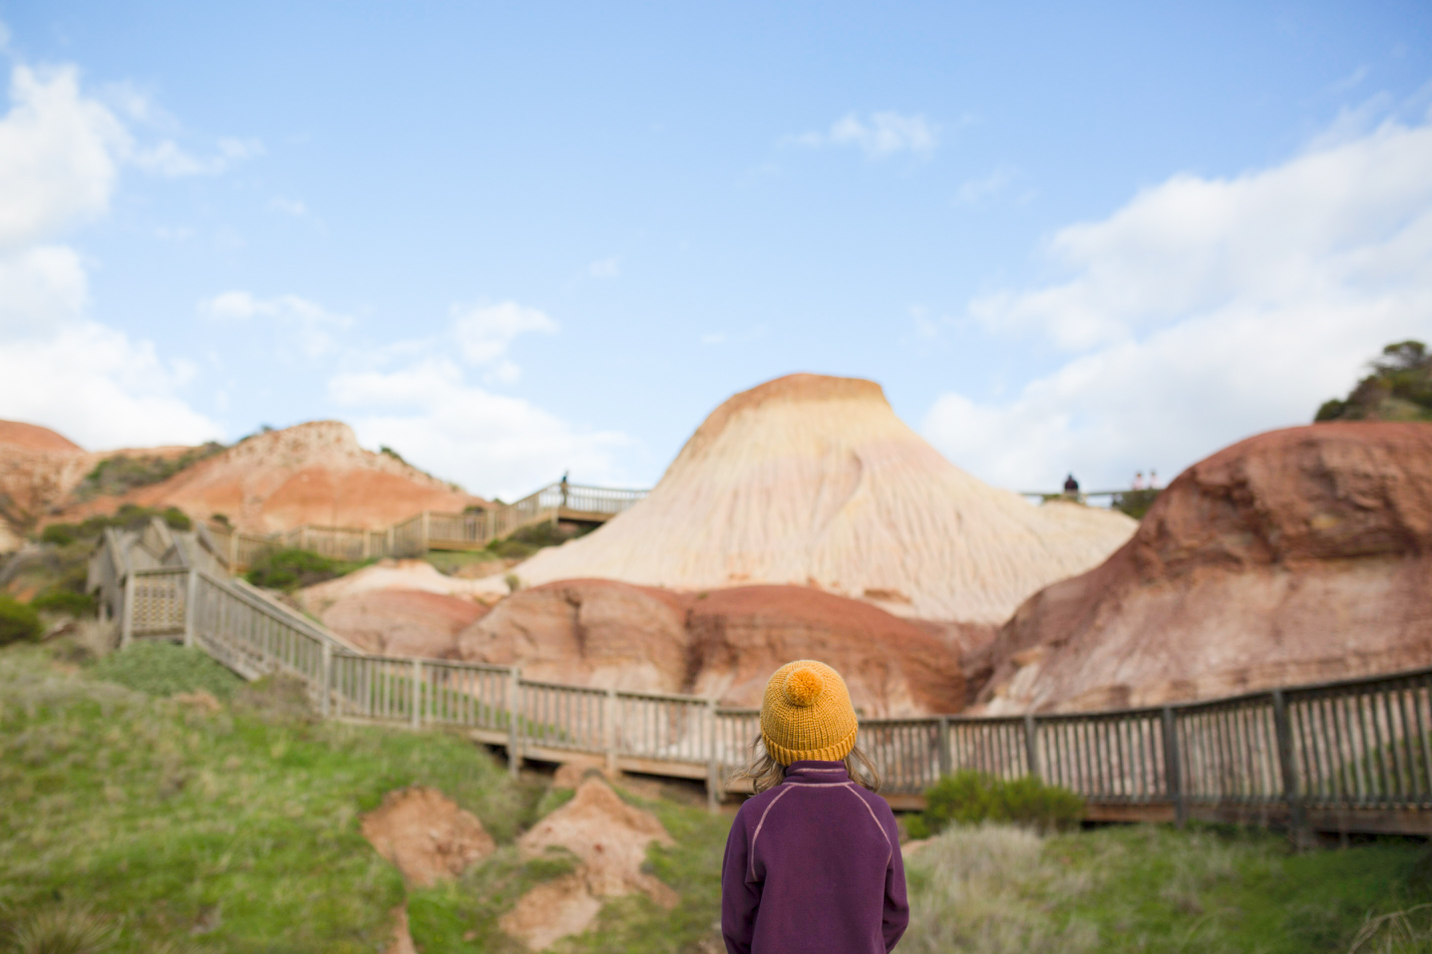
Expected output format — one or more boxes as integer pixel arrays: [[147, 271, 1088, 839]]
[[0, 642, 540, 952], [2, 637, 1427, 953]]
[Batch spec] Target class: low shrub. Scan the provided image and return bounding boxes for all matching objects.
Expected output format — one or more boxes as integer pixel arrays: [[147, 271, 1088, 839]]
[[245, 547, 368, 591], [919, 769, 1084, 835], [31, 589, 96, 617], [39, 523, 79, 546], [0, 595, 42, 647], [92, 641, 242, 699]]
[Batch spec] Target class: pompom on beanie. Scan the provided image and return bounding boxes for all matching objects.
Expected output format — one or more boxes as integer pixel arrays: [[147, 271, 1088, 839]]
[[759, 659, 858, 765]]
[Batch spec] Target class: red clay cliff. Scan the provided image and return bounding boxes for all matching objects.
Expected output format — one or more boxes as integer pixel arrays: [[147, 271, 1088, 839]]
[[973, 422, 1432, 713]]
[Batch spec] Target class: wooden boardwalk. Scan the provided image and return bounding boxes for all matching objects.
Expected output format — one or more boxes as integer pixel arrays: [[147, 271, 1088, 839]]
[[203, 479, 648, 570], [91, 518, 1432, 834]]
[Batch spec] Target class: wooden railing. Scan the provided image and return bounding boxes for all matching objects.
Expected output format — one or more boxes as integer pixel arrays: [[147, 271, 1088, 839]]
[[203, 479, 648, 569], [100, 528, 1432, 832]]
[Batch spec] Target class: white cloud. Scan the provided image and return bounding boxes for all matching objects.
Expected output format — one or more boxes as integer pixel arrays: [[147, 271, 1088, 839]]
[[924, 113, 1432, 492], [329, 358, 632, 498], [588, 256, 620, 279], [0, 321, 221, 448], [452, 300, 558, 367], [0, 65, 127, 250], [790, 111, 939, 159], [0, 56, 221, 447], [200, 290, 354, 357]]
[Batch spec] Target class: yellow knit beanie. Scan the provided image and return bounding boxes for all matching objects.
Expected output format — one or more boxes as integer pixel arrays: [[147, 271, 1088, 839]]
[[759, 660, 858, 765]]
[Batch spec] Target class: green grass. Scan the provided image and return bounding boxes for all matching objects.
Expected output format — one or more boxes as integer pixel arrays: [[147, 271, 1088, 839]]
[[403, 783, 731, 954], [903, 822, 1432, 954], [5, 634, 1428, 954], [0, 641, 543, 953]]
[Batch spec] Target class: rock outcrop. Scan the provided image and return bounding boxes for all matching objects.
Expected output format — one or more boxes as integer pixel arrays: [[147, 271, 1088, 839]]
[[500, 777, 676, 951], [455, 579, 965, 715], [361, 786, 496, 887], [973, 422, 1432, 713], [55, 421, 483, 533], [511, 374, 1135, 624]]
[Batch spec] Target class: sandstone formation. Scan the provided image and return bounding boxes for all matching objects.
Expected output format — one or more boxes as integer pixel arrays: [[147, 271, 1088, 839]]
[[501, 777, 676, 951], [55, 421, 484, 534], [511, 374, 1136, 624], [321, 589, 489, 658], [454, 579, 966, 715], [0, 421, 96, 551], [298, 559, 507, 618], [360, 786, 496, 887], [973, 422, 1432, 714]]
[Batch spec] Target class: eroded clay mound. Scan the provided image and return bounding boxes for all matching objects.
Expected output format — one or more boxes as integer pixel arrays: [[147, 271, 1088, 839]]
[[457, 579, 691, 693], [360, 786, 496, 887], [56, 421, 484, 533], [500, 777, 676, 950], [456, 579, 965, 715], [687, 585, 966, 714], [974, 423, 1432, 713], [321, 589, 489, 657], [299, 559, 507, 617], [510, 374, 1135, 623]]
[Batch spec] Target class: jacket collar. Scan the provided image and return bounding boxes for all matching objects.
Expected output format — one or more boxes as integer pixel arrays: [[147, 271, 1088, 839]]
[[782, 760, 850, 784]]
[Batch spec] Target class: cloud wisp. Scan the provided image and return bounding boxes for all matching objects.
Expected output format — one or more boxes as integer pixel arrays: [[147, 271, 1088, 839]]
[[788, 111, 939, 159], [923, 111, 1432, 492]]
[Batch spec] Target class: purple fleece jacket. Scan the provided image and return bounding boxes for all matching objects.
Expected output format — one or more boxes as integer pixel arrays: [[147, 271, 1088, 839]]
[[721, 761, 909, 954]]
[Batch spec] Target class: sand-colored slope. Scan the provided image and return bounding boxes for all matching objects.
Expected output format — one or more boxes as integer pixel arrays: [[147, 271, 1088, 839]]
[[513, 374, 1136, 623], [56, 421, 485, 533], [0, 421, 93, 551]]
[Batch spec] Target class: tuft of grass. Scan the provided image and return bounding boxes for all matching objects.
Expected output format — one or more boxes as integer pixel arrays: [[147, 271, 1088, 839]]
[[91, 641, 243, 700], [902, 823, 1098, 954], [3, 904, 119, 954]]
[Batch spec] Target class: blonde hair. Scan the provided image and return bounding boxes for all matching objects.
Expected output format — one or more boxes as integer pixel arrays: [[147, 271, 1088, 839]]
[[738, 734, 881, 794]]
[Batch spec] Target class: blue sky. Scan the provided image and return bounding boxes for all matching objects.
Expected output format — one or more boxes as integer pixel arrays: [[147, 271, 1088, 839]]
[[0, 2, 1429, 498]]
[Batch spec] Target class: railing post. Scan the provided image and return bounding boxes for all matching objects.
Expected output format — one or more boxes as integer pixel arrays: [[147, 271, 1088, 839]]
[[706, 698, 721, 813], [1271, 690, 1307, 840], [321, 643, 332, 718], [1162, 706, 1186, 828], [120, 573, 135, 650], [183, 569, 198, 648], [412, 659, 422, 730], [937, 716, 952, 777], [605, 687, 620, 774], [507, 667, 523, 777], [421, 511, 431, 554], [1023, 713, 1041, 779]]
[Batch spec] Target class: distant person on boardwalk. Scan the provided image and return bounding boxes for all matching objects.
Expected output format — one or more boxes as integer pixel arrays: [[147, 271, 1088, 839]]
[[1132, 471, 1145, 490], [560, 470, 569, 507], [1063, 473, 1080, 498], [1149, 468, 1161, 489], [722, 660, 908, 954]]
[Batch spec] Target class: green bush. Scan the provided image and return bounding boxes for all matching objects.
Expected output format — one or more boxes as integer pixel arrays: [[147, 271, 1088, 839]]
[[39, 523, 79, 546], [0, 595, 43, 646], [72, 442, 224, 501], [920, 769, 1084, 835], [92, 641, 242, 699], [31, 589, 95, 616], [245, 547, 368, 591]]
